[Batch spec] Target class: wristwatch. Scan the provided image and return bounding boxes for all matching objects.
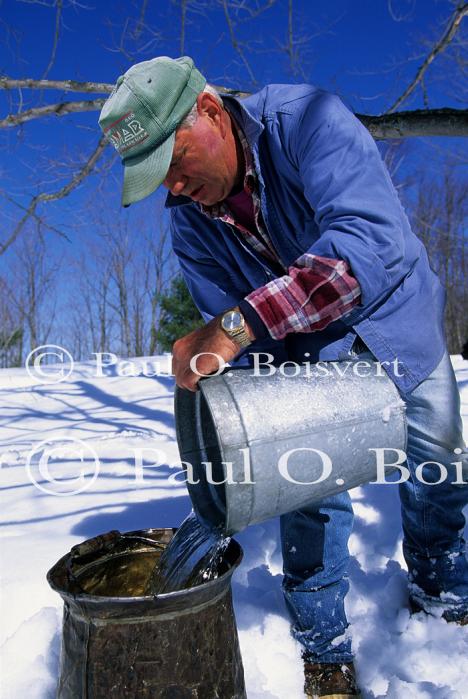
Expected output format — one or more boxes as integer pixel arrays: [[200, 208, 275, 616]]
[[220, 306, 252, 348]]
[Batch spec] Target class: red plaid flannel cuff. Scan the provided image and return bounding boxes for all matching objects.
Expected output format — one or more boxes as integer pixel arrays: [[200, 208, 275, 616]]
[[243, 254, 361, 340]]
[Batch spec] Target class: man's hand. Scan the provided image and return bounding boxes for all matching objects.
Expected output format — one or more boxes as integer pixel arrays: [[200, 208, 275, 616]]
[[172, 315, 253, 391]]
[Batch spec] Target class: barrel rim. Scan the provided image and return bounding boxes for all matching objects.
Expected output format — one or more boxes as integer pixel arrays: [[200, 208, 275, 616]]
[[47, 527, 243, 607]]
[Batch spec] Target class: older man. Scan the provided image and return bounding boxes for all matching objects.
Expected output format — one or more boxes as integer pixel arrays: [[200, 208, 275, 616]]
[[99, 56, 468, 698]]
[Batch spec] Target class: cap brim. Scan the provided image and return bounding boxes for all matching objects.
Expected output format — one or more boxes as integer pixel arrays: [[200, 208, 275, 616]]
[[121, 130, 175, 206]]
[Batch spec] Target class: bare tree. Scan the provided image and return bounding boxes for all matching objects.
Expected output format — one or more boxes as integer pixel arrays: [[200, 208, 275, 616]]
[[103, 214, 176, 357], [70, 246, 114, 359], [409, 166, 468, 352], [7, 226, 60, 353], [0, 277, 24, 367], [386, 2, 468, 113], [63, 200, 176, 361]]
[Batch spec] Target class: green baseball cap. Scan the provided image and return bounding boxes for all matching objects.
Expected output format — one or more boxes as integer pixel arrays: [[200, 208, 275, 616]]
[[99, 56, 206, 206]]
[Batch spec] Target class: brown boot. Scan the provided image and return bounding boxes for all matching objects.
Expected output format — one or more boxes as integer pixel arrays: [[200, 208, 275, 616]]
[[409, 597, 468, 625], [303, 660, 361, 698], [451, 614, 468, 626]]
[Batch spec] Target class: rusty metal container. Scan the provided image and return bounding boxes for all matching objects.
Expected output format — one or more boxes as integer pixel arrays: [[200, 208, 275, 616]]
[[47, 528, 246, 698]]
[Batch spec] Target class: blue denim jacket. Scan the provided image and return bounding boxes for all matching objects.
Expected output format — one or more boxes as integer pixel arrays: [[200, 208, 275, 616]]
[[166, 84, 446, 394]]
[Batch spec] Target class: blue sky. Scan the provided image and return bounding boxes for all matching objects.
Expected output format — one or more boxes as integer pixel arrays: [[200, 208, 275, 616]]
[[0, 0, 465, 342], [1, 1, 463, 199], [3, 0, 462, 107]]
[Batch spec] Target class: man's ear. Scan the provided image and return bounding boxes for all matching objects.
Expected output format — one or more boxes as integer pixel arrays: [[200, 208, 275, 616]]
[[197, 92, 223, 125]]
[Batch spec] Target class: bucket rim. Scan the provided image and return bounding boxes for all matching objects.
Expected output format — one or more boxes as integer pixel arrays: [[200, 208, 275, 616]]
[[46, 527, 243, 605]]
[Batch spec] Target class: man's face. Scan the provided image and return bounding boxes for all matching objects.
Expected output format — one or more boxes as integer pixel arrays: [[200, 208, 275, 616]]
[[162, 93, 240, 206]]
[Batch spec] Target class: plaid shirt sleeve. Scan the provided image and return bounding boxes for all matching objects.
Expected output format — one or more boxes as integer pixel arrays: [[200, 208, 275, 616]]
[[242, 253, 361, 340]]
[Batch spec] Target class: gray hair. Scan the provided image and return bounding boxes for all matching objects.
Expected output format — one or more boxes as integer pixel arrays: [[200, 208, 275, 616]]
[[178, 84, 223, 129]]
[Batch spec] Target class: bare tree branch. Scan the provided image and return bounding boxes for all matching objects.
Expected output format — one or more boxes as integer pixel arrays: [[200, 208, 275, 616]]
[[0, 135, 108, 255], [387, 0, 416, 23], [287, 0, 293, 68], [134, 0, 149, 40], [0, 98, 106, 127], [0, 190, 71, 240], [0, 75, 253, 97], [0, 77, 114, 92], [103, 9, 162, 63], [222, 0, 258, 85], [2, 73, 467, 138], [280, 0, 309, 80], [358, 107, 468, 139], [180, 0, 187, 54], [224, 0, 276, 22], [42, 0, 63, 79], [386, 2, 468, 113], [213, 84, 252, 98]]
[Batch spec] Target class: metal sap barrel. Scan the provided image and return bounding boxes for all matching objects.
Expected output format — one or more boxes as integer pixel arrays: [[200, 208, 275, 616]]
[[47, 528, 246, 699], [175, 362, 407, 535]]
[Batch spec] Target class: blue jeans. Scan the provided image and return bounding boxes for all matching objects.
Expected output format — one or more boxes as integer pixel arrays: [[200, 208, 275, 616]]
[[281, 349, 468, 662]]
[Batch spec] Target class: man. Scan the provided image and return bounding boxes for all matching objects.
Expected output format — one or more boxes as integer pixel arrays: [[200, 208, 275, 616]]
[[99, 56, 468, 698]]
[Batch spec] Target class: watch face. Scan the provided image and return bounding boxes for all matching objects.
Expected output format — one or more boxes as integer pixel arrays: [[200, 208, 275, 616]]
[[222, 310, 242, 331]]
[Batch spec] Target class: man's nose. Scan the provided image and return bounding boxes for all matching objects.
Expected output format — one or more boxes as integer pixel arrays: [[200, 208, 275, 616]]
[[163, 171, 186, 196]]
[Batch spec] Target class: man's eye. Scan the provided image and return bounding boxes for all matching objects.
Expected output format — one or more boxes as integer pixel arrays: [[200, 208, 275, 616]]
[[171, 148, 186, 168]]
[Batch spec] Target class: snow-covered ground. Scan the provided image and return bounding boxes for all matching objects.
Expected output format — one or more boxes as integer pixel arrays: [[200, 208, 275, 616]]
[[1, 354, 467, 698]]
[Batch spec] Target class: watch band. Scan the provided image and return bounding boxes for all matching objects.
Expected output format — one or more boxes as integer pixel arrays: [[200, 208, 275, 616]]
[[221, 306, 252, 348], [230, 326, 252, 348]]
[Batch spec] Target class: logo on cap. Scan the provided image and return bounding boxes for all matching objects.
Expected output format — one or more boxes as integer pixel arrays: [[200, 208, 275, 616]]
[[106, 112, 149, 155]]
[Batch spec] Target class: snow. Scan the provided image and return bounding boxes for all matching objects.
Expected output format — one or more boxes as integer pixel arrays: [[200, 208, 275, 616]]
[[1, 354, 467, 698]]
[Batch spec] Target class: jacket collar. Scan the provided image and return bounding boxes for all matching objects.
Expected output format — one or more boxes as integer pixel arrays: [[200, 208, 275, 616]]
[[164, 93, 264, 209]]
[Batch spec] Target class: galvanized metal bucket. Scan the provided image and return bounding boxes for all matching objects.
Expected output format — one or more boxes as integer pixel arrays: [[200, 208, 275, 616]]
[[47, 528, 246, 698], [175, 362, 407, 535]]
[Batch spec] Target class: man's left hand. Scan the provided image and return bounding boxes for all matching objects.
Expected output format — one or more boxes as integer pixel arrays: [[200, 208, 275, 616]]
[[172, 316, 252, 391]]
